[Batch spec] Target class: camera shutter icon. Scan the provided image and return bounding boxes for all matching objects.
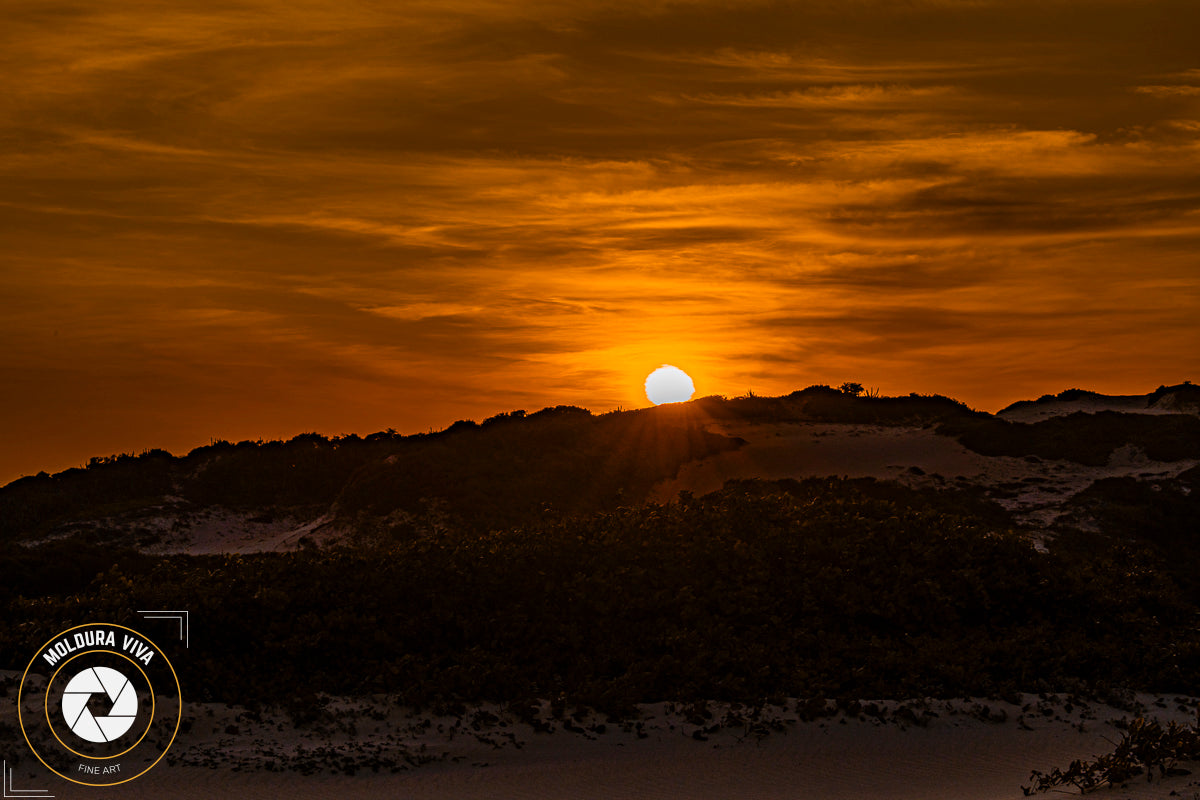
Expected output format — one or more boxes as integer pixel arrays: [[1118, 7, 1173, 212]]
[[61, 666, 139, 743]]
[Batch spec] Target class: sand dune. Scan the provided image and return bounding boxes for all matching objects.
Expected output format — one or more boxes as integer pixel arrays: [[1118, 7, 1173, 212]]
[[998, 391, 1199, 423], [651, 421, 1199, 529]]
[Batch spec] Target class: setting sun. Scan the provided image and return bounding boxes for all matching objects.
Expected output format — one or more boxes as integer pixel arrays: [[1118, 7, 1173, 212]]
[[645, 365, 696, 405]]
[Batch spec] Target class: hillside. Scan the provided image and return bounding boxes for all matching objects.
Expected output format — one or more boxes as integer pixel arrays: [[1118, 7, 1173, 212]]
[[2, 383, 1200, 734], [2, 384, 1198, 556], [0, 404, 739, 550], [998, 382, 1200, 421]]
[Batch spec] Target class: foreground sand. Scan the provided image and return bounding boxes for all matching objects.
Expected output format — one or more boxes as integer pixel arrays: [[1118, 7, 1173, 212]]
[[8, 692, 1198, 800]]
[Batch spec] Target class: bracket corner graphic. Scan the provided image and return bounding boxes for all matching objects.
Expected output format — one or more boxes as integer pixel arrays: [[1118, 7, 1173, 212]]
[[3, 760, 54, 798], [136, 610, 190, 648]]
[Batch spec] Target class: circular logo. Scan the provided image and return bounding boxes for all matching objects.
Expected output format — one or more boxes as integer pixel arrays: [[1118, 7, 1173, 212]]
[[17, 623, 181, 787]]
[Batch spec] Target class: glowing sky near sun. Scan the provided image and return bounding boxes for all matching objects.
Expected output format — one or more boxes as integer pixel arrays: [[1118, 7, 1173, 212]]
[[1, 0, 1199, 482]]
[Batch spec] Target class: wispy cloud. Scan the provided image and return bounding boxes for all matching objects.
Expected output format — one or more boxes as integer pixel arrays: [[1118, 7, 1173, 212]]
[[1135, 84, 1200, 98], [688, 84, 960, 108]]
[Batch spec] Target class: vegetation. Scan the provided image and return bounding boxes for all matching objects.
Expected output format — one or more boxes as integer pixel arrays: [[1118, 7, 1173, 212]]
[[1057, 466, 1200, 601], [692, 386, 984, 427], [1149, 380, 1200, 409], [938, 411, 1200, 465], [332, 405, 739, 531], [3, 478, 1197, 717], [0, 450, 177, 539], [0, 405, 739, 540], [1000, 381, 1198, 414], [1024, 717, 1200, 794]]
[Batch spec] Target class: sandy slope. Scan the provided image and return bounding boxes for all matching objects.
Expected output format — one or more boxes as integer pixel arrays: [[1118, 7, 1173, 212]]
[[650, 421, 1199, 529], [141, 509, 340, 555], [6, 693, 1198, 800], [998, 395, 1197, 423]]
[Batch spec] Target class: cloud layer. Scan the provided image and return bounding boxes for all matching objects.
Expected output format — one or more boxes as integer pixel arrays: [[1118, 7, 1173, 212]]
[[2, 0, 1199, 480]]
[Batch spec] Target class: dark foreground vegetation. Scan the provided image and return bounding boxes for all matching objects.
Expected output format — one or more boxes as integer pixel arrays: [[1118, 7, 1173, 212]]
[[1025, 717, 1200, 794], [3, 478, 1198, 717], [1060, 465, 1200, 600]]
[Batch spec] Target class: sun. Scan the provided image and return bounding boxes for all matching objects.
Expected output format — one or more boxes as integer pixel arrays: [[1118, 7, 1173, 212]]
[[645, 365, 696, 405]]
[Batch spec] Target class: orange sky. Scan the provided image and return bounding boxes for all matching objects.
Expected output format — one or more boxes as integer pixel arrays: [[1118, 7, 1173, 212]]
[[2, 0, 1199, 483]]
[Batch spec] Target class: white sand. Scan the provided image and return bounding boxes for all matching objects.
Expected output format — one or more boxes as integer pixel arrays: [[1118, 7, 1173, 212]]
[[140, 508, 339, 555], [28, 504, 343, 555], [7, 689, 1198, 800]]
